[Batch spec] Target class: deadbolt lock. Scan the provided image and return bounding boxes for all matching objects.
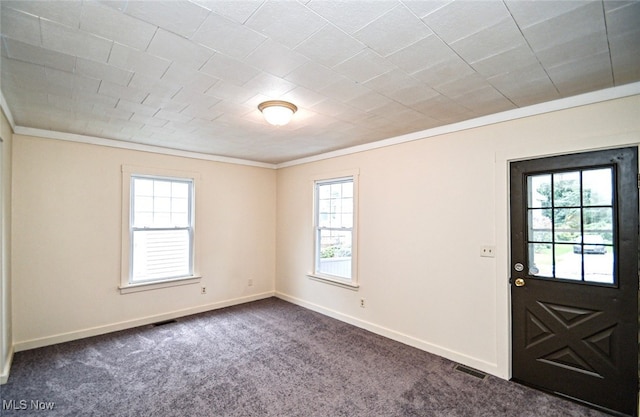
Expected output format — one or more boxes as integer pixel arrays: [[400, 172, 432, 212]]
[[514, 278, 525, 287]]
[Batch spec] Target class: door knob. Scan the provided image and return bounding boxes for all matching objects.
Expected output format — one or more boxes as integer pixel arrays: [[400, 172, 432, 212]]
[[514, 278, 525, 287]]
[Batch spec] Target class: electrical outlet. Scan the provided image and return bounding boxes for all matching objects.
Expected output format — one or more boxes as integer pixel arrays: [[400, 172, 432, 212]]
[[480, 246, 496, 258], [360, 298, 365, 308], [201, 286, 207, 295], [248, 279, 253, 287]]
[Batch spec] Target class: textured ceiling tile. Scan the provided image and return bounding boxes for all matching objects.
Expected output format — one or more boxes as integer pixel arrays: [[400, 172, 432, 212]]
[[470, 44, 539, 78], [605, 1, 640, 37], [319, 78, 371, 102], [402, 1, 452, 18], [162, 63, 219, 93], [76, 58, 134, 86], [385, 84, 440, 106], [116, 99, 159, 118], [243, 39, 309, 78], [412, 95, 475, 123], [346, 90, 395, 112], [190, 0, 263, 24], [280, 86, 327, 108], [354, 4, 432, 56], [547, 51, 613, 96], [242, 72, 297, 98], [294, 25, 365, 68], [3, 58, 48, 91], [450, 18, 527, 64], [386, 35, 457, 75], [422, 1, 510, 43], [245, 1, 327, 49], [154, 109, 194, 124], [192, 12, 266, 59], [99, 80, 148, 103], [146, 29, 214, 71], [180, 103, 223, 121], [285, 62, 339, 91], [41, 19, 113, 63], [1, 7, 42, 46], [535, 32, 609, 70], [80, 1, 157, 51], [205, 81, 256, 104], [200, 53, 260, 86], [3, 0, 81, 28], [307, 0, 397, 34], [521, 2, 605, 53], [122, 0, 211, 38], [4, 37, 76, 72], [333, 49, 395, 83], [108, 43, 172, 79], [505, 0, 588, 29], [454, 85, 516, 116], [609, 30, 640, 84], [128, 73, 181, 98], [364, 69, 422, 97], [434, 72, 490, 99], [172, 89, 221, 108], [412, 57, 475, 88]]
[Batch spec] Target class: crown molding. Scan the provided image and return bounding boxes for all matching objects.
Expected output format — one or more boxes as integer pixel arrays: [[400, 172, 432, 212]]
[[12, 126, 277, 169], [0, 90, 16, 132]]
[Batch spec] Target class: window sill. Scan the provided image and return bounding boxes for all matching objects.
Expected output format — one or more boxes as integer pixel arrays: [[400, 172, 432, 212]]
[[119, 276, 201, 294], [307, 274, 359, 290]]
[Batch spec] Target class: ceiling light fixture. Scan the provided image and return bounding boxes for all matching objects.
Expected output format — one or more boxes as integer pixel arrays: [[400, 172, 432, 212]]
[[258, 100, 298, 126]]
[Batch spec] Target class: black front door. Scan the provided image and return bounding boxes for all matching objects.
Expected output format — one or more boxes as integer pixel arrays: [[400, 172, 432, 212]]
[[510, 147, 638, 416]]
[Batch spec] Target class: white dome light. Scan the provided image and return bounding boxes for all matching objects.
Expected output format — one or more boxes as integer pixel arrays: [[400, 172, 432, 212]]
[[258, 100, 298, 126]]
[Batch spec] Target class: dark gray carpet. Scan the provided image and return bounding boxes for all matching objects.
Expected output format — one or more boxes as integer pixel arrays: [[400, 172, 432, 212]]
[[1, 298, 608, 416]]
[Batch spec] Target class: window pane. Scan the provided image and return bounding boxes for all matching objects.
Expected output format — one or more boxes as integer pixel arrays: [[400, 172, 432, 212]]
[[583, 168, 612, 206], [154, 196, 171, 213], [528, 174, 551, 208], [584, 208, 613, 244], [317, 229, 352, 279], [528, 208, 552, 242], [553, 171, 580, 207], [553, 208, 580, 243], [342, 181, 353, 198], [584, 247, 614, 284], [528, 243, 552, 277], [132, 229, 190, 282], [554, 244, 581, 280], [135, 179, 154, 196], [154, 180, 171, 197], [172, 182, 189, 198]]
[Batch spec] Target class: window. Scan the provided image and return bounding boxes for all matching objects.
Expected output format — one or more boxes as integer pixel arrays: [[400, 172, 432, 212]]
[[121, 166, 200, 293], [526, 167, 615, 284], [312, 172, 358, 287]]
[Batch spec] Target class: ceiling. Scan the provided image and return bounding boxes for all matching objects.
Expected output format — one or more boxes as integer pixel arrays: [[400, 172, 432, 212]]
[[1, 1, 639, 164]]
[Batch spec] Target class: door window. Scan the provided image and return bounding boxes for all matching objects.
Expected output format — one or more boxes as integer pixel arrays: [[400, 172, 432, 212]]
[[526, 167, 614, 284]]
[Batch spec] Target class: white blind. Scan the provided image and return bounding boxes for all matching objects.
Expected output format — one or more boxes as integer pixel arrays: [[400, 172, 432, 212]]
[[131, 176, 193, 283]]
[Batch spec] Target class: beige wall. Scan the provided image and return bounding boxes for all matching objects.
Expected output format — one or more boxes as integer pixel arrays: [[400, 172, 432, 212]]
[[12, 136, 276, 349], [276, 95, 640, 378], [1, 108, 13, 383]]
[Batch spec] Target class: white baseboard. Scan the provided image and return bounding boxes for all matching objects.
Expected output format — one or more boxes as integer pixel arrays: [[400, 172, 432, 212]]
[[1, 345, 14, 384], [14, 292, 275, 353], [275, 291, 502, 379]]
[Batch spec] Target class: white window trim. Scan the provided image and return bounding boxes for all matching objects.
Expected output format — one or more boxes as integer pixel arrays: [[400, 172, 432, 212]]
[[120, 165, 201, 294], [309, 169, 359, 289]]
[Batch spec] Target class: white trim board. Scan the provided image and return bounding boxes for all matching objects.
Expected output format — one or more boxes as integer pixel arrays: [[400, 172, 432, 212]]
[[13, 292, 275, 353], [0, 345, 14, 385], [2, 83, 639, 170], [275, 291, 502, 379]]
